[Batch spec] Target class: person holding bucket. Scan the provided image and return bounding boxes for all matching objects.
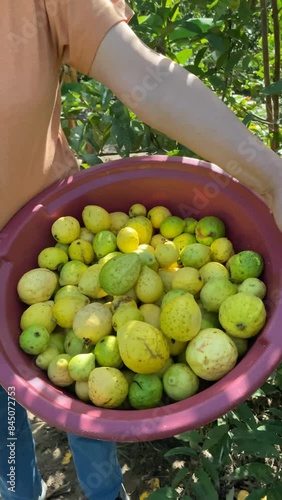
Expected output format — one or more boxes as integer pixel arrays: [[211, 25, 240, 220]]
[[1, 1, 282, 499]]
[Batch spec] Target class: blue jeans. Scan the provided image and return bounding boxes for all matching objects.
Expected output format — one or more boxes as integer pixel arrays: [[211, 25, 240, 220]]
[[0, 386, 122, 500]]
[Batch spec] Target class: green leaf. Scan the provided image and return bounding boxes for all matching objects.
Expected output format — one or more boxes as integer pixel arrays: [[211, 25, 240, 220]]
[[61, 82, 83, 95], [174, 430, 203, 444], [242, 113, 255, 126], [268, 482, 282, 500], [230, 462, 273, 483], [192, 468, 218, 500], [80, 153, 103, 166], [264, 79, 282, 95], [267, 408, 282, 419], [225, 488, 235, 500], [165, 446, 198, 458], [202, 423, 229, 450], [201, 456, 219, 486], [233, 437, 280, 458], [176, 48, 193, 64], [225, 50, 245, 75], [171, 467, 189, 489], [230, 403, 257, 429], [147, 487, 178, 499], [246, 489, 268, 500]]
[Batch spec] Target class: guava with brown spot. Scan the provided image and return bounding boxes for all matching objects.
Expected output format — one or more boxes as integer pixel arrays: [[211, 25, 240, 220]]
[[219, 292, 266, 338], [117, 320, 170, 374], [186, 328, 238, 381]]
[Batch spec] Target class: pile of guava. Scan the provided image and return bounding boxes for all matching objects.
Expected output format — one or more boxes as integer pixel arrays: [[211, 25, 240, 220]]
[[16, 204, 267, 410]]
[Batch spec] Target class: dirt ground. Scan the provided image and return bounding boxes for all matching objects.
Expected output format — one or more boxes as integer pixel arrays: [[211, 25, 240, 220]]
[[29, 412, 177, 500]]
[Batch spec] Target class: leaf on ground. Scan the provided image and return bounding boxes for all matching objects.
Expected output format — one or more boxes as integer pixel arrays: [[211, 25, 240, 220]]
[[202, 423, 229, 450], [230, 462, 273, 483]]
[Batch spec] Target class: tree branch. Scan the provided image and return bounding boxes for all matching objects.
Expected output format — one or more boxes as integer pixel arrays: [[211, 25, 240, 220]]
[[260, 0, 274, 146], [271, 0, 281, 151]]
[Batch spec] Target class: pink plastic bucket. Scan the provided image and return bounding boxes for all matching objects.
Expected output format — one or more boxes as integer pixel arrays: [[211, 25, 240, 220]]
[[0, 155, 282, 442]]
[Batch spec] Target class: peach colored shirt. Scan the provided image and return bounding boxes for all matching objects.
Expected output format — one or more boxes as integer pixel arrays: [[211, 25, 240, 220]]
[[0, 0, 133, 230]]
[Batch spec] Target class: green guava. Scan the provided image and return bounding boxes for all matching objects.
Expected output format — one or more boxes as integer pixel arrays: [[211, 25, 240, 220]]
[[163, 363, 199, 401], [229, 251, 264, 283], [195, 216, 225, 246], [19, 325, 50, 355], [128, 374, 163, 409]]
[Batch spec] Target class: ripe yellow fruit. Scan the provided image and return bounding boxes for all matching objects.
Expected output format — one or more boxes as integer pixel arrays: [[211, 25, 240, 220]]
[[171, 267, 203, 295], [129, 203, 147, 217], [20, 301, 56, 333], [160, 293, 201, 341], [117, 227, 139, 253], [126, 216, 153, 244], [139, 304, 161, 329], [117, 320, 170, 374], [112, 305, 144, 331], [147, 206, 171, 229], [135, 266, 164, 303], [138, 244, 155, 255], [200, 278, 237, 312], [109, 211, 129, 234], [158, 267, 179, 293], [219, 293, 266, 338], [88, 367, 128, 408], [35, 346, 59, 371], [199, 261, 229, 283], [186, 328, 238, 381], [73, 303, 112, 344], [52, 296, 88, 329], [38, 247, 68, 270], [155, 241, 179, 268], [78, 264, 107, 299], [54, 285, 88, 303], [79, 227, 94, 243], [17, 268, 58, 305], [47, 354, 74, 387], [160, 216, 185, 239], [82, 205, 111, 234], [173, 233, 196, 252], [68, 239, 95, 265], [51, 216, 80, 244], [150, 234, 167, 249], [210, 237, 234, 263], [75, 381, 90, 402]]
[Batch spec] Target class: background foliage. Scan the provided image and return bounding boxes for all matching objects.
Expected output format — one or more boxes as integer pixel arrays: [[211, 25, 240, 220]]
[[61, 1, 282, 498], [61, 0, 281, 167]]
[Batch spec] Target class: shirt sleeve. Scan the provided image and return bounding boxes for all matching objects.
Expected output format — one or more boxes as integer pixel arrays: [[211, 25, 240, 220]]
[[45, 0, 134, 75]]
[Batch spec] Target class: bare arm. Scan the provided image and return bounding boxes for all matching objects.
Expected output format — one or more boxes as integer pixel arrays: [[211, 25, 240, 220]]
[[90, 22, 282, 228]]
